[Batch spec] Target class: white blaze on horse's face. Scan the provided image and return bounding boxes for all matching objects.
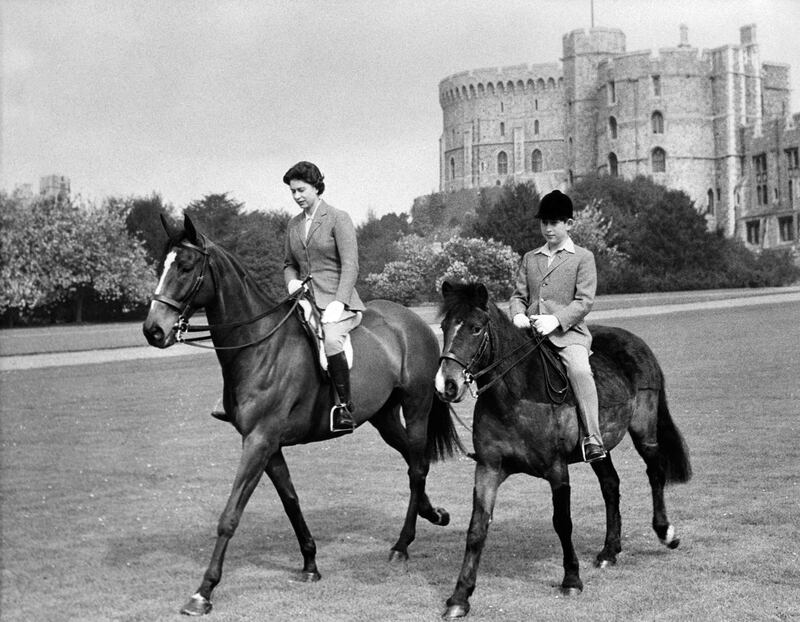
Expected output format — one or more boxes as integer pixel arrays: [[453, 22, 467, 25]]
[[149, 250, 177, 312], [436, 320, 469, 401]]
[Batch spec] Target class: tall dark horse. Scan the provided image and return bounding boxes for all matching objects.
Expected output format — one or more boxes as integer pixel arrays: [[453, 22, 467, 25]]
[[435, 282, 691, 619], [142, 215, 461, 615]]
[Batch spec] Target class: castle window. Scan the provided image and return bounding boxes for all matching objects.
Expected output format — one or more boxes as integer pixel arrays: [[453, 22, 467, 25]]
[[608, 80, 616, 104], [500, 102, 504, 113], [746, 220, 761, 245], [532, 149, 543, 173], [497, 151, 508, 175], [754, 153, 768, 205], [547, 77, 555, 89], [779, 216, 795, 242], [786, 147, 799, 170], [789, 179, 793, 202], [450, 157, 456, 181], [651, 147, 666, 173], [651, 111, 664, 134], [500, 122, 505, 137], [652, 75, 661, 97], [609, 116, 617, 139], [706, 189, 715, 215], [537, 78, 545, 90], [534, 120, 540, 135], [608, 153, 618, 177], [535, 99, 538, 111]]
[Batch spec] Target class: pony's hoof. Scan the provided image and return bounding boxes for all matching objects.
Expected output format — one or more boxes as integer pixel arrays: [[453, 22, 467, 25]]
[[595, 557, 616, 568], [659, 524, 680, 549], [180, 593, 212, 616], [432, 507, 450, 526], [560, 586, 582, 597], [443, 604, 470, 618], [666, 537, 680, 549], [388, 549, 409, 564], [290, 570, 321, 582]]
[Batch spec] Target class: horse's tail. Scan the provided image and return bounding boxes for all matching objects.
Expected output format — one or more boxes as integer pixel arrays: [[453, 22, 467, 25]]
[[656, 387, 692, 484], [426, 395, 465, 463]]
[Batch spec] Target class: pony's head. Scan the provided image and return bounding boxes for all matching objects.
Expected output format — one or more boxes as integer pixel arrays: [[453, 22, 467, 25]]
[[142, 214, 216, 348], [435, 281, 492, 402]]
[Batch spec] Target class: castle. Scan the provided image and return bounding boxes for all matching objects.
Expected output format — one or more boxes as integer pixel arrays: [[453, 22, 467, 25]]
[[439, 24, 799, 251]]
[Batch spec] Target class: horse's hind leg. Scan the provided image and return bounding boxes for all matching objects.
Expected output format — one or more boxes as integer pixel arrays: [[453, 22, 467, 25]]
[[369, 398, 445, 563], [546, 463, 583, 596], [630, 390, 680, 550], [591, 454, 622, 567], [264, 449, 321, 581]]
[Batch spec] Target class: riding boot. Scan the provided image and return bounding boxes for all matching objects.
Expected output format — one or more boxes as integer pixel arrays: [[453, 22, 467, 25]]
[[327, 352, 355, 433], [577, 405, 606, 463]]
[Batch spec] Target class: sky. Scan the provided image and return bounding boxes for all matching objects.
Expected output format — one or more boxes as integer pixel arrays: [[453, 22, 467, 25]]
[[3, 0, 799, 225]]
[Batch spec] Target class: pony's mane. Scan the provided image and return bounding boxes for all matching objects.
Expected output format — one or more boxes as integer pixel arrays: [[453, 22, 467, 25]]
[[439, 281, 513, 331]]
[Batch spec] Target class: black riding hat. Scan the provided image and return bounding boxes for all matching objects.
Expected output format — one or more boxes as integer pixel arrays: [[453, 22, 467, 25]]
[[536, 190, 573, 221]]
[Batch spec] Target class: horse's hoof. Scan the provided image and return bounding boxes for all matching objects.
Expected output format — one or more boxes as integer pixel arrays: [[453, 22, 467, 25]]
[[180, 593, 212, 616], [290, 570, 321, 583], [432, 507, 450, 526], [666, 537, 680, 549], [659, 525, 680, 549], [595, 557, 616, 569], [388, 549, 409, 564], [443, 604, 470, 619], [560, 586, 583, 597]]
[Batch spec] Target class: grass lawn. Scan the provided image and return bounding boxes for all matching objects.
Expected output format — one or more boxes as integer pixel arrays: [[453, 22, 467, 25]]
[[1, 301, 798, 621]]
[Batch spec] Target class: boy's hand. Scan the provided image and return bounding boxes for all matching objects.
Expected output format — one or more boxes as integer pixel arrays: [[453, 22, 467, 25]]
[[530, 314, 560, 335], [512, 313, 531, 329]]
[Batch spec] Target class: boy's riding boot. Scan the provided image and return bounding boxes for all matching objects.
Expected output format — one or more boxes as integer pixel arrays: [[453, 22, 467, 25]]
[[327, 352, 355, 433], [578, 405, 606, 462]]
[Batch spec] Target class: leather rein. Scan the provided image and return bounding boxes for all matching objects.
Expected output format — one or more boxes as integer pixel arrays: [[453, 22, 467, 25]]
[[151, 239, 309, 351], [440, 320, 569, 402]]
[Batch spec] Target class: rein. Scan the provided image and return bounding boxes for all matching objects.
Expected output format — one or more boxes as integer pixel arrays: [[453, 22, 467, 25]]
[[152, 238, 311, 351], [441, 321, 569, 401]]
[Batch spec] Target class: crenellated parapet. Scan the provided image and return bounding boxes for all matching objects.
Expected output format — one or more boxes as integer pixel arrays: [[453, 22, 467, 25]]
[[439, 63, 563, 106]]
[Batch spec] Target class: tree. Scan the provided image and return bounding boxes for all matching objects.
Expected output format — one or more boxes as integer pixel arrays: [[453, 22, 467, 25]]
[[465, 181, 542, 256], [123, 193, 173, 269], [356, 210, 410, 298], [0, 194, 156, 324], [184, 192, 244, 249], [231, 210, 292, 300]]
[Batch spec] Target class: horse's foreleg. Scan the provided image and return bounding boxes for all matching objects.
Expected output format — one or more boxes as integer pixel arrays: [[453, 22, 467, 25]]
[[591, 454, 622, 567], [264, 450, 321, 581], [443, 464, 504, 619], [181, 433, 272, 616], [549, 468, 582, 595]]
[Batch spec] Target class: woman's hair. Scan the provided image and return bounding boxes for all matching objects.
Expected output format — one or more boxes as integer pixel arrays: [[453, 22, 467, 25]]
[[283, 161, 325, 195]]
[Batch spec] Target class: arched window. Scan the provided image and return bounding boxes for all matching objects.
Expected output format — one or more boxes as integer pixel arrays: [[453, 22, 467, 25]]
[[609, 116, 618, 139], [652, 147, 666, 173], [608, 153, 618, 177], [706, 189, 714, 214], [450, 157, 456, 181], [497, 151, 508, 175], [534, 120, 540, 135], [532, 149, 543, 173], [651, 111, 664, 134]]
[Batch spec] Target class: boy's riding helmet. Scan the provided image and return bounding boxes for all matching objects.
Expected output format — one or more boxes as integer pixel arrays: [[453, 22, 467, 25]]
[[536, 190, 574, 220]]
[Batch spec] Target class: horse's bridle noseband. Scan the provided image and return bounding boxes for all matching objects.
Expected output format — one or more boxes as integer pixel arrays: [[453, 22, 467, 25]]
[[151, 239, 210, 331], [439, 325, 491, 388]]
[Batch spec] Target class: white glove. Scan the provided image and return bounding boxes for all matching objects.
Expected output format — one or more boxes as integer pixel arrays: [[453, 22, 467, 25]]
[[287, 279, 304, 294], [531, 314, 560, 335], [512, 313, 531, 329], [321, 300, 345, 324]]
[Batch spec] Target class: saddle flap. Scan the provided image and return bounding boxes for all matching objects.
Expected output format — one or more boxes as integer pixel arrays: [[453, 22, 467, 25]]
[[296, 299, 353, 370]]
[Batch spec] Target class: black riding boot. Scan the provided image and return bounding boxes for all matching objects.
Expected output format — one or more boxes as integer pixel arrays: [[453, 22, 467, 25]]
[[327, 352, 355, 433]]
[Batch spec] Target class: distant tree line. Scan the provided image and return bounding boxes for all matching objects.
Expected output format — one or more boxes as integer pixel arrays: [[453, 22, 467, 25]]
[[2, 174, 797, 326]]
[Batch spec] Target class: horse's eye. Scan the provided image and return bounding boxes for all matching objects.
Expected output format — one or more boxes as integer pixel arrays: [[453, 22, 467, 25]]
[[470, 324, 483, 336]]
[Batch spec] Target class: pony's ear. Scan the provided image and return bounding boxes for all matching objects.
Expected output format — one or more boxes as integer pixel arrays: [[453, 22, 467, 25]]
[[184, 214, 199, 244], [475, 283, 489, 310], [160, 213, 183, 242], [441, 280, 453, 297]]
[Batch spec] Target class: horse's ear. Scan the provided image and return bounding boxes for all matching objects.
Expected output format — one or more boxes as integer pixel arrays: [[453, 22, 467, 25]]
[[441, 280, 453, 297], [161, 213, 183, 242], [184, 214, 199, 244], [475, 283, 489, 310]]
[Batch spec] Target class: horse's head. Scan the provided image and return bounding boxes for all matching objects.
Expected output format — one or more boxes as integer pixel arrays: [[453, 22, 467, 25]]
[[435, 281, 492, 402], [142, 214, 215, 348]]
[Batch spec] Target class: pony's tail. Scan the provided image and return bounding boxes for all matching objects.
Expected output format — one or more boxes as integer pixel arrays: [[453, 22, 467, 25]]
[[656, 388, 692, 484], [426, 395, 465, 463]]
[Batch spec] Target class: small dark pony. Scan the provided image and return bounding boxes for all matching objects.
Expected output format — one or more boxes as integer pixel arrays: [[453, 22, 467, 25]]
[[142, 215, 461, 615], [435, 282, 691, 619]]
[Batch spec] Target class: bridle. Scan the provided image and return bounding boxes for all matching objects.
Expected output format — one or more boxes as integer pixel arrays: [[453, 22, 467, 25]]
[[150, 238, 308, 350], [439, 317, 568, 401]]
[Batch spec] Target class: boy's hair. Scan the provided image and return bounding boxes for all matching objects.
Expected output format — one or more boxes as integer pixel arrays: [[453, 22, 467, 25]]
[[536, 190, 573, 221]]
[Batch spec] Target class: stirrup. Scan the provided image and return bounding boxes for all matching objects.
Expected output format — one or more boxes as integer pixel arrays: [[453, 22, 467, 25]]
[[581, 435, 607, 463], [329, 403, 354, 434]]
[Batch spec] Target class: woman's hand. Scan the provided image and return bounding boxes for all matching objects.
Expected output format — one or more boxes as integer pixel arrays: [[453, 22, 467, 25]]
[[512, 313, 531, 329], [287, 279, 304, 294], [322, 300, 345, 323]]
